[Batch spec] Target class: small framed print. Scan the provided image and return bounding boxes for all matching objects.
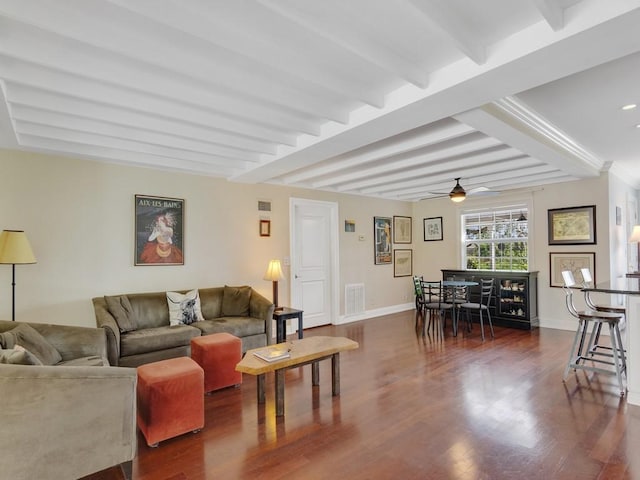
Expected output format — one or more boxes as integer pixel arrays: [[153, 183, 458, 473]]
[[423, 217, 443, 241], [394, 249, 412, 277], [393, 216, 412, 244], [260, 219, 271, 237]]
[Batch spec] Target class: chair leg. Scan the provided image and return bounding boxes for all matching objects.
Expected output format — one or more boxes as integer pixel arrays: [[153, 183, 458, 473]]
[[564, 319, 585, 380], [479, 310, 485, 341], [486, 308, 494, 338], [609, 322, 625, 396]]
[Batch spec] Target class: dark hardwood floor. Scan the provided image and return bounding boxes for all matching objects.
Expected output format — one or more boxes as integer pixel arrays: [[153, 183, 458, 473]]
[[83, 311, 640, 479]]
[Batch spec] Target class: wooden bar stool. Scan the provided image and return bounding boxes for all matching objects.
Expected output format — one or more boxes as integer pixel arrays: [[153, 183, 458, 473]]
[[562, 270, 626, 396]]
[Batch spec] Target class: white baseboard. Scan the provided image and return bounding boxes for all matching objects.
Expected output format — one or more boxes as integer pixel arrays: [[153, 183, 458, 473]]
[[335, 302, 414, 325]]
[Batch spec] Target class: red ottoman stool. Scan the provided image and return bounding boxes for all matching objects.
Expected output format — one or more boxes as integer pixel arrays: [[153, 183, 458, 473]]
[[191, 333, 242, 393], [137, 356, 204, 447]]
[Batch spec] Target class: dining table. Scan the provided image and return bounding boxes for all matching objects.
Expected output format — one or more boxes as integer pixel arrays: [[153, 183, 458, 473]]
[[583, 276, 640, 403], [441, 279, 479, 336]]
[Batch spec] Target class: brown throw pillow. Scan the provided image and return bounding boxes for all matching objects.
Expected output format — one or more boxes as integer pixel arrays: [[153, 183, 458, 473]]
[[221, 285, 251, 316], [104, 295, 137, 332], [0, 323, 62, 365]]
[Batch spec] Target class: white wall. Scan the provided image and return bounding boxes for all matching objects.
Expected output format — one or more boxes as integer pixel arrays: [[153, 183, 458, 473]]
[[0, 149, 413, 327]]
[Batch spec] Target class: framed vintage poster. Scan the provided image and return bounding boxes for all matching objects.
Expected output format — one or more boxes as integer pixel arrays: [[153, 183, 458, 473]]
[[135, 195, 184, 265], [549, 252, 595, 287], [423, 216, 443, 241], [393, 216, 412, 244], [393, 249, 412, 277], [548, 205, 596, 245], [374, 216, 392, 265]]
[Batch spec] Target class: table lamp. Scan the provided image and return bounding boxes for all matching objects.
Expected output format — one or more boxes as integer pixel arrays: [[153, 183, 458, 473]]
[[264, 259, 284, 311], [0, 230, 37, 321], [630, 225, 640, 273]]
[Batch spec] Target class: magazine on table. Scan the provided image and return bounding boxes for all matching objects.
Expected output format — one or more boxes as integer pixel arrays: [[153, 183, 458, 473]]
[[253, 347, 291, 362]]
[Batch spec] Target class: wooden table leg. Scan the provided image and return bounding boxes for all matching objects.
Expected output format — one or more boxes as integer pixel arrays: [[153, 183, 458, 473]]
[[257, 374, 265, 404], [331, 353, 340, 396], [297, 312, 304, 339], [312, 361, 319, 386], [275, 369, 285, 416]]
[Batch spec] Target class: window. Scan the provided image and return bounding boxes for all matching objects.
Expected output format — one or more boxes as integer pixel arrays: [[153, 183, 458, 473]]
[[462, 206, 528, 271]]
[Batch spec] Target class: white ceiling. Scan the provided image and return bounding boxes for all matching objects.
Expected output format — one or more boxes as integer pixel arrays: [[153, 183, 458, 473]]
[[1, 0, 639, 201]]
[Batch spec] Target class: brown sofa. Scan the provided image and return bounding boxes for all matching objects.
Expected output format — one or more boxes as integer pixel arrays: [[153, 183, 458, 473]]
[[0, 320, 137, 480], [93, 286, 274, 367]]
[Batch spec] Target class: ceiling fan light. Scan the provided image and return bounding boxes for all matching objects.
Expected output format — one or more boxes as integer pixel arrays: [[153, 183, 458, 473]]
[[449, 191, 466, 202]]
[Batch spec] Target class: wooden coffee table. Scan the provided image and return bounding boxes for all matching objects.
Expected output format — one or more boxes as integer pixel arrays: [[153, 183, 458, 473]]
[[236, 336, 359, 417]]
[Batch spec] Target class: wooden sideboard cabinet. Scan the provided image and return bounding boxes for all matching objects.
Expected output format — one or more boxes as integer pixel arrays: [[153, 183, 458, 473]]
[[442, 269, 539, 330]]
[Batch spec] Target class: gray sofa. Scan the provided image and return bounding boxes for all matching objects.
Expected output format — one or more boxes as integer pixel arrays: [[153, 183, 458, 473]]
[[0, 320, 137, 480], [93, 285, 274, 367]]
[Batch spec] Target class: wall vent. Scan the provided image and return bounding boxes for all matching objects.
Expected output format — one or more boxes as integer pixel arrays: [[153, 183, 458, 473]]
[[345, 283, 365, 316], [258, 200, 271, 212]]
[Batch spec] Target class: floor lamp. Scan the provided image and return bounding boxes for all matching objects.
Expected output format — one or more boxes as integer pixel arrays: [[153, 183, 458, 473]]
[[0, 230, 37, 321], [263, 259, 284, 311]]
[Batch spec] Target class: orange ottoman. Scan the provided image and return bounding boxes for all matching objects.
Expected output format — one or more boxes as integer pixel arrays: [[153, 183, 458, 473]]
[[137, 357, 204, 447], [191, 333, 242, 393]]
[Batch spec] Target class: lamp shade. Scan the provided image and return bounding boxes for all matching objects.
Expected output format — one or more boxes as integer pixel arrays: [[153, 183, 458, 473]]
[[630, 225, 640, 243], [263, 259, 284, 281], [0, 230, 37, 264]]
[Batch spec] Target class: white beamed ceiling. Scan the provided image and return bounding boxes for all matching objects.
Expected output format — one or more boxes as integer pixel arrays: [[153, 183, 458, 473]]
[[1, 0, 639, 200]]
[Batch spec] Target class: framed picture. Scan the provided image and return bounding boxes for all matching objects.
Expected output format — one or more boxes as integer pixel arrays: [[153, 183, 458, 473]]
[[423, 216, 443, 241], [135, 194, 184, 266], [345, 220, 355, 232], [259, 219, 271, 237], [374, 216, 392, 264], [548, 205, 596, 245], [393, 216, 412, 244], [394, 249, 413, 277], [549, 252, 595, 287]]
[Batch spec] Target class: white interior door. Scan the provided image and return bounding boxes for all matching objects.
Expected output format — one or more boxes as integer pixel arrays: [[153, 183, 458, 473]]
[[290, 198, 338, 330]]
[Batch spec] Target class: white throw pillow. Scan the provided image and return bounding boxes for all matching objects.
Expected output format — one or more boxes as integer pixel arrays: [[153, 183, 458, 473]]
[[166, 289, 205, 326]]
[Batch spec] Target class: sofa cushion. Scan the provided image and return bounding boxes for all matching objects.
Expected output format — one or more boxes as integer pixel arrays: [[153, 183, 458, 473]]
[[0, 323, 62, 365], [104, 295, 137, 332], [198, 287, 224, 319], [166, 290, 205, 326], [120, 325, 201, 357], [193, 316, 265, 338], [221, 285, 251, 316], [0, 347, 43, 365]]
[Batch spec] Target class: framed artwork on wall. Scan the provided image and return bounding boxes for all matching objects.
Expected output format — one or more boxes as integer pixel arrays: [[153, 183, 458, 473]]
[[374, 216, 392, 264], [548, 205, 596, 245], [393, 249, 413, 277], [393, 216, 412, 244], [135, 194, 184, 266], [259, 219, 271, 237], [423, 216, 443, 241], [549, 252, 595, 287]]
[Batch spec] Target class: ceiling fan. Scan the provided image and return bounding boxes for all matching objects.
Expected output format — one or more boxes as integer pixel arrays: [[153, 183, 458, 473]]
[[426, 178, 500, 203]]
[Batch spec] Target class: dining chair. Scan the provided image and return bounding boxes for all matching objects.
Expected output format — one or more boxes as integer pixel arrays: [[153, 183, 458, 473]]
[[561, 270, 626, 396], [421, 280, 453, 338], [412, 275, 426, 313], [580, 267, 626, 358], [459, 278, 494, 341]]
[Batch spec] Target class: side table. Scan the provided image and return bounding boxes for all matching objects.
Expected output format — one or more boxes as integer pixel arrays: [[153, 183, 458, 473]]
[[273, 307, 304, 343]]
